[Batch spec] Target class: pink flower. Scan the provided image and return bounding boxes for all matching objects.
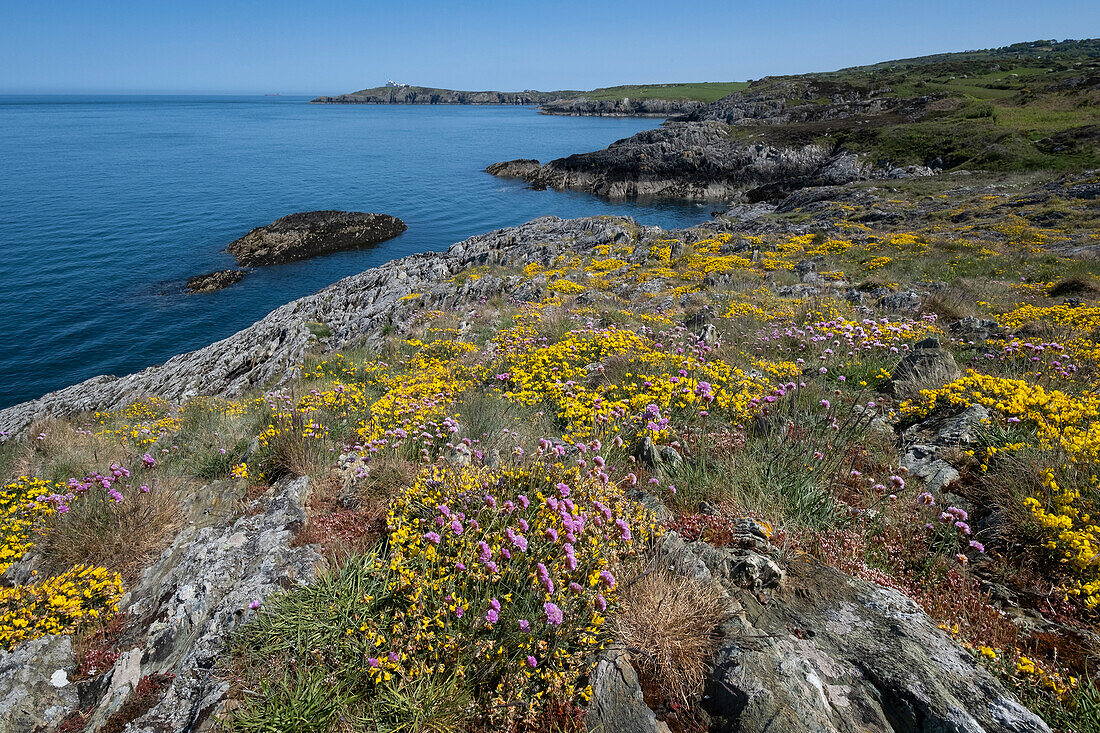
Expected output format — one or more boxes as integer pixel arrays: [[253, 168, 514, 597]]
[[599, 570, 617, 589], [249, 599, 261, 610], [519, 619, 530, 632], [486, 609, 499, 624], [424, 531, 441, 545], [141, 453, 156, 468], [537, 563, 555, 594], [969, 540, 986, 553], [526, 655, 538, 668], [544, 602, 564, 626], [450, 519, 463, 535]]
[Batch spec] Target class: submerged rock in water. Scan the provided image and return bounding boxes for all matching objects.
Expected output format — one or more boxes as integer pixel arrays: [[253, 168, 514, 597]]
[[226, 210, 407, 266], [185, 269, 249, 293]]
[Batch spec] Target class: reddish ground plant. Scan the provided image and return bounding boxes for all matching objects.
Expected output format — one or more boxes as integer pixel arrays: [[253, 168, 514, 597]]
[[72, 611, 128, 681]]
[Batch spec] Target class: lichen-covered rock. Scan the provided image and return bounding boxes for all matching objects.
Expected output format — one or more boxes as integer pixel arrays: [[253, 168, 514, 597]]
[[658, 531, 1049, 733], [886, 344, 961, 396], [0, 635, 78, 732], [902, 404, 991, 492], [0, 477, 323, 732], [587, 649, 669, 733]]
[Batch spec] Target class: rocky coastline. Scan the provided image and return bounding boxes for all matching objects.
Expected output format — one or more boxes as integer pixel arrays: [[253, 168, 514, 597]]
[[2, 169, 1098, 729]]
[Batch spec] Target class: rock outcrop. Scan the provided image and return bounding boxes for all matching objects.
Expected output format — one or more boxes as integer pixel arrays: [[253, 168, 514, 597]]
[[0, 477, 319, 732], [225, 210, 407, 267], [185, 269, 249, 294], [0, 217, 642, 438], [540, 97, 703, 117], [488, 121, 872, 202], [657, 528, 1050, 733]]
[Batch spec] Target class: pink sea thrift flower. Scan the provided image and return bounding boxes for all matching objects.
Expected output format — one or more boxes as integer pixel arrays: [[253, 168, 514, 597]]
[[544, 602, 564, 626]]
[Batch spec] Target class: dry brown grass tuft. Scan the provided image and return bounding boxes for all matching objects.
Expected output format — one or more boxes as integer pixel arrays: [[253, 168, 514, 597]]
[[924, 285, 980, 322], [39, 478, 184, 582], [612, 565, 730, 705]]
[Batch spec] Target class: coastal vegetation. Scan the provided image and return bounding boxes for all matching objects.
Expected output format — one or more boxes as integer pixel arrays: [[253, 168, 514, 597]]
[[3, 166, 1100, 730]]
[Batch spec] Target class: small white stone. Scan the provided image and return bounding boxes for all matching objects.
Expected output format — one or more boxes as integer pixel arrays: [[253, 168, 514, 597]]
[[50, 669, 69, 688]]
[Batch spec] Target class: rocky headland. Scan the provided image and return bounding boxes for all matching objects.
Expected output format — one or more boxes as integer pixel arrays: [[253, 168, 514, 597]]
[[488, 121, 932, 202], [489, 40, 1098, 203], [225, 210, 407, 267], [311, 85, 575, 106]]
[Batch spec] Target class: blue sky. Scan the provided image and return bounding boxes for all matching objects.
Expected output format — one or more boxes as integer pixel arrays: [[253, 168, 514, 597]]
[[1, 1, 1097, 94]]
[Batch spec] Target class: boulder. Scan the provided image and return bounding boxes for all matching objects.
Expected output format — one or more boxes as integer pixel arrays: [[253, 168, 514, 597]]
[[587, 649, 669, 733]]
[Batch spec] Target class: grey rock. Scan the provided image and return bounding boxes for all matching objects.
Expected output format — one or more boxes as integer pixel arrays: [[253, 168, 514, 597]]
[[878, 289, 924, 312], [0, 635, 78, 732], [658, 531, 1049, 733], [16, 477, 325, 732], [587, 649, 665, 733], [902, 405, 991, 492]]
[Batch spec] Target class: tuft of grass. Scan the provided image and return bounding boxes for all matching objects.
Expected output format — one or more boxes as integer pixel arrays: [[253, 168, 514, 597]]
[[38, 480, 182, 582], [612, 564, 729, 705]]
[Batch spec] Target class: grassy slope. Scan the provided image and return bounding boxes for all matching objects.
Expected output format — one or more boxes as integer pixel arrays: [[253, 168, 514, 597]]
[[725, 39, 1100, 172]]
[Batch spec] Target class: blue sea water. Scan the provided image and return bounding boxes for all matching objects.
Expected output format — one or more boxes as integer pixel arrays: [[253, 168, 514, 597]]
[[0, 95, 711, 409]]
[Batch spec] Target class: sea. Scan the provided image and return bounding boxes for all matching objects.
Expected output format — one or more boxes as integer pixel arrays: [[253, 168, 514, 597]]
[[0, 95, 711, 409]]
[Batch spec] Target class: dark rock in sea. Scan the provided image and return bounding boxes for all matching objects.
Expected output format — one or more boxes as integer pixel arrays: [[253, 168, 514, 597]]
[[485, 159, 544, 182], [489, 121, 871, 202], [185, 269, 248, 294], [226, 211, 407, 267]]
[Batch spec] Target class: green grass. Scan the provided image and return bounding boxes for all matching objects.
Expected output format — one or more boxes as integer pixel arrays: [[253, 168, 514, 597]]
[[578, 82, 750, 103]]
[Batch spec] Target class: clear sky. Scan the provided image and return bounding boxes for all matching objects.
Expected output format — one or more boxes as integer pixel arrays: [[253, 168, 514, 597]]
[[1, 0, 1097, 95]]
